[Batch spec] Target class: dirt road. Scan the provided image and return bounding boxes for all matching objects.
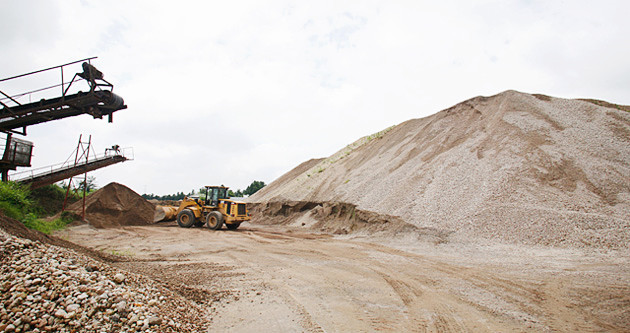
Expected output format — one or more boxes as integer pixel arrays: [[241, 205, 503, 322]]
[[56, 222, 630, 332]]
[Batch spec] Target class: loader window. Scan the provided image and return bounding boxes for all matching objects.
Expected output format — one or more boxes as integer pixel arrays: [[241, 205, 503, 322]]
[[211, 189, 219, 205], [205, 187, 228, 206]]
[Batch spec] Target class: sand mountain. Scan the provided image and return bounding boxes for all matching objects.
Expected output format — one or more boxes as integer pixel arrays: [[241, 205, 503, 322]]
[[250, 90, 630, 249]]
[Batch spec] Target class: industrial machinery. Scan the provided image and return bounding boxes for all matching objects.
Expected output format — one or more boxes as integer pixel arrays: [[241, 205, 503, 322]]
[[1, 57, 128, 184], [175, 186, 250, 230], [0, 134, 33, 181], [0, 57, 127, 134]]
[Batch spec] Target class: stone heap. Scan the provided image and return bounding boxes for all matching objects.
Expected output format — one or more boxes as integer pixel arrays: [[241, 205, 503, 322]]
[[0, 228, 207, 332]]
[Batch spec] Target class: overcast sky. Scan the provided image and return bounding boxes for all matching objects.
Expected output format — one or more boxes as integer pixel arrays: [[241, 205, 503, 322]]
[[1, 0, 629, 195]]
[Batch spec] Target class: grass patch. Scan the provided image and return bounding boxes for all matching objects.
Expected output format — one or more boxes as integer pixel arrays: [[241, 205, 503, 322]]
[[22, 213, 75, 234], [296, 125, 397, 184], [0, 181, 32, 220], [0, 181, 80, 234], [366, 126, 395, 141], [0, 201, 24, 220]]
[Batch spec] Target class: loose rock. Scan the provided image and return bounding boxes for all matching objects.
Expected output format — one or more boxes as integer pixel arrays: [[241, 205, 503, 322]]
[[113, 273, 126, 284], [0, 225, 209, 332]]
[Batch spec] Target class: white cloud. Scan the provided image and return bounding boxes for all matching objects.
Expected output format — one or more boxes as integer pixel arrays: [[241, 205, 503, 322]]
[[2, 0, 629, 194]]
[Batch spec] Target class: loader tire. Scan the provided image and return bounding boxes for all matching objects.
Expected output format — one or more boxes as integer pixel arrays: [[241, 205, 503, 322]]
[[206, 211, 224, 230], [225, 223, 240, 230], [177, 209, 196, 228]]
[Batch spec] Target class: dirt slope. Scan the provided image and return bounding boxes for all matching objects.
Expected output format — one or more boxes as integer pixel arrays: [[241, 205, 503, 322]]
[[250, 90, 630, 250], [65, 182, 155, 228]]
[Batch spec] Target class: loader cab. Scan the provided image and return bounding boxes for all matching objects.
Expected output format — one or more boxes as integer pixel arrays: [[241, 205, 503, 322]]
[[205, 186, 229, 206]]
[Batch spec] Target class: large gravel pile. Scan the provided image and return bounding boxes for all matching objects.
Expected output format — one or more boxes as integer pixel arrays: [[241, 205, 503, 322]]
[[0, 228, 207, 332], [64, 182, 155, 228], [250, 90, 630, 250]]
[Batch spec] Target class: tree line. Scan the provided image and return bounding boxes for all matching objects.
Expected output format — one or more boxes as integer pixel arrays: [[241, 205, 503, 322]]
[[142, 180, 266, 201], [141, 191, 191, 201], [228, 180, 266, 197]]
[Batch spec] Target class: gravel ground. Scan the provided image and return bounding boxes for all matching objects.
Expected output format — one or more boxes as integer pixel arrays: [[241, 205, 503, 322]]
[[0, 228, 208, 332]]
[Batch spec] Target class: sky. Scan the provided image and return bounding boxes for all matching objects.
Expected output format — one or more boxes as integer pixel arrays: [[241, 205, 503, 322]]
[[1, 0, 629, 195]]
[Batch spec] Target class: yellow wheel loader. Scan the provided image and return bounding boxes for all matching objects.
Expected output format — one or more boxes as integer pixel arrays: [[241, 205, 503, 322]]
[[175, 186, 250, 230]]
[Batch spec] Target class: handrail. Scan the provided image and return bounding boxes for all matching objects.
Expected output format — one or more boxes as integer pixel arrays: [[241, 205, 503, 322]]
[[9, 147, 133, 181], [0, 79, 84, 102], [0, 57, 102, 112], [0, 57, 97, 82]]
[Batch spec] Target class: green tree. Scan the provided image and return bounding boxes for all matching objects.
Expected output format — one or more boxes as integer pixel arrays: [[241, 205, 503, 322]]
[[243, 180, 266, 196], [141, 190, 189, 201], [228, 189, 244, 197], [77, 176, 98, 194]]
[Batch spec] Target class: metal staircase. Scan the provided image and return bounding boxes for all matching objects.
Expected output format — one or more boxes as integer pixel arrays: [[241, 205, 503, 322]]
[[9, 135, 133, 189]]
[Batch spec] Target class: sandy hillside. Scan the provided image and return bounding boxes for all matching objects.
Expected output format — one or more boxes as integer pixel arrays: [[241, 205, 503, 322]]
[[249, 90, 630, 250]]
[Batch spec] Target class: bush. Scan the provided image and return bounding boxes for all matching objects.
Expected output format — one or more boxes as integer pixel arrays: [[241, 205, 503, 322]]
[[0, 181, 31, 206], [0, 181, 32, 220], [0, 181, 77, 234], [29, 184, 76, 216], [0, 201, 24, 220]]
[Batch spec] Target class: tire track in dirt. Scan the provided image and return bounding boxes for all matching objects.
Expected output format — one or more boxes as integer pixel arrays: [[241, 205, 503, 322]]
[[274, 289, 326, 333], [360, 240, 630, 331], [226, 228, 628, 331], [359, 242, 550, 323], [218, 250, 327, 332], [373, 270, 429, 331], [370, 264, 507, 332], [59, 224, 630, 332]]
